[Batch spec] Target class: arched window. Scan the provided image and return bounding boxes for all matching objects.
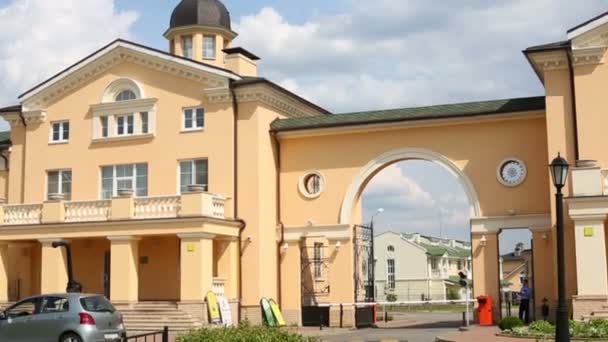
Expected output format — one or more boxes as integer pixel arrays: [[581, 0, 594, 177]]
[[115, 90, 137, 102], [387, 245, 395, 252]]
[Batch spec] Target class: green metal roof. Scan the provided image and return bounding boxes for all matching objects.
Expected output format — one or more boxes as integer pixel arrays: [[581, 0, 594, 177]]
[[270, 96, 545, 132], [419, 243, 471, 258]]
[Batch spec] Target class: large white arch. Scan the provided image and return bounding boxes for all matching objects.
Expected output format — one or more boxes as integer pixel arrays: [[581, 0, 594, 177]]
[[338, 147, 482, 224]]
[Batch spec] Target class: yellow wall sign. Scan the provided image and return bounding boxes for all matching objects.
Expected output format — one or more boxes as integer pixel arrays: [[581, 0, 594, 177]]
[[584, 227, 594, 237], [187, 243, 195, 252]]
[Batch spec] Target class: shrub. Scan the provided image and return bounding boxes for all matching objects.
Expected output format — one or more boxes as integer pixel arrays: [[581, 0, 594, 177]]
[[386, 293, 398, 302], [446, 288, 460, 300], [528, 320, 554, 334], [177, 321, 317, 342], [499, 316, 524, 331]]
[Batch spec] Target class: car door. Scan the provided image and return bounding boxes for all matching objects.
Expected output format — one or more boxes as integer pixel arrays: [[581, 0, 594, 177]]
[[32, 296, 71, 341], [0, 297, 43, 342]]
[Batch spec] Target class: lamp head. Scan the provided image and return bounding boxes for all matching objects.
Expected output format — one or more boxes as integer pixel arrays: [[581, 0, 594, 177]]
[[549, 152, 570, 189]]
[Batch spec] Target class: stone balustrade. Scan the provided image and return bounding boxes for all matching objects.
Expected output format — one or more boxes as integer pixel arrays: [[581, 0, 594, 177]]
[[134, 196, 181, 219], [65, 200, 111, 222], [3, 204, 43, 225], [213, 278, 226, 297], [0, 192, 227, 225]]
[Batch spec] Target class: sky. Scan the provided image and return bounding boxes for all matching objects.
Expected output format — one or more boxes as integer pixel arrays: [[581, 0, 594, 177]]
[[0, 0, 605, 251]]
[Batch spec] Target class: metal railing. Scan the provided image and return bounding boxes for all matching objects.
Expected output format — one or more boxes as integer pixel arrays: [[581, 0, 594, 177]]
[[123, 326, 169, 342]]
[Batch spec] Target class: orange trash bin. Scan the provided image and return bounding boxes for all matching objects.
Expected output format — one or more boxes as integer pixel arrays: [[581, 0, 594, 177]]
[[477, 295, 493, 326]]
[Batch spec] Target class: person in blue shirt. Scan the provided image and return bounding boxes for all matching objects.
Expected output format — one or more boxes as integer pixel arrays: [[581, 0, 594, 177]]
[[519, 279, 532, 324]]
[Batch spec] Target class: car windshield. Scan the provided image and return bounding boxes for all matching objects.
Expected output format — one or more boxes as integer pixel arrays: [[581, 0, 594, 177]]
[[79, 296, 115, 313]]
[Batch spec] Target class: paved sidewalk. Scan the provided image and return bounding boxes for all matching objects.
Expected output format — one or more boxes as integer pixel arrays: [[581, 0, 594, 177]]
[[436, 326, 536, 341]]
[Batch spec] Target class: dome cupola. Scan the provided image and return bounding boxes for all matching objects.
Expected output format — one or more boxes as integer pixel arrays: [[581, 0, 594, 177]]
[[169, 0, 232, 31]]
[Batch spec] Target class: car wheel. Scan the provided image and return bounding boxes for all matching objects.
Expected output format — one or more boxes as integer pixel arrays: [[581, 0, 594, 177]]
[[60, 332, 83, 342]]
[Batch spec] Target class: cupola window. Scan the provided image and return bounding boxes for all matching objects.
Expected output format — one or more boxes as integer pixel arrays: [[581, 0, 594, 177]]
[[182, 35, 193, 59], [203, 35, 216, 59]]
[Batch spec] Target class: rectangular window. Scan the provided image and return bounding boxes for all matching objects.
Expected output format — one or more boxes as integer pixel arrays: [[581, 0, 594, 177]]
[[50, 121, 69, 143], [179, 159, 208, 193], [313, 243, 324, 279], [182, 36, 193, 59], [141, 112, 149, 134], [183, 107, 205, 130], [47, 170, 72, 200], [100, 116, 109, 138], [101, 163, 148, 199], [431, 258, 438, 270], [387, 259, 395, 289], [116, 114, 134, 136], [203, 35, 216, 59]]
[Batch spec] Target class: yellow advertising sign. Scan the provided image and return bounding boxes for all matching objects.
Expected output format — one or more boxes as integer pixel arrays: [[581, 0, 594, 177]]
[[187, 243, 195, 252], [584, 227, 594, 237]]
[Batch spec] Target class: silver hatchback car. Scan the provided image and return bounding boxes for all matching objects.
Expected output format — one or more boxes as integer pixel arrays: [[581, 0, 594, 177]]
[[0, 293, 126, 342]]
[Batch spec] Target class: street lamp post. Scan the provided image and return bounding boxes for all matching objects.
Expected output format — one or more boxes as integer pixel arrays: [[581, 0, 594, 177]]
[[549, 153, 570, 342], [369, 208, 384, 302]]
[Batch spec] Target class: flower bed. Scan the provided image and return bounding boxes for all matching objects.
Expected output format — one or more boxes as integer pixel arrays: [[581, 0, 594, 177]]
[[500, 319, 608, 340]]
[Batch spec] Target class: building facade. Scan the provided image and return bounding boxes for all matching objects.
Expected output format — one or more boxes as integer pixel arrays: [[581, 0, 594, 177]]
[[375, 232, 471, 302], [1, 0, 608, 328]]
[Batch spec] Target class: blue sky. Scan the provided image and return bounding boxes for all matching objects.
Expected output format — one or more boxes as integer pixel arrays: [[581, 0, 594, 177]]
[[0, 0, 605, 252]]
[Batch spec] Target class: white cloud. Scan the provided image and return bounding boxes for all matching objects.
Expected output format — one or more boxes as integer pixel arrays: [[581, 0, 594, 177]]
[[363, 164, 435, 209], [234, 1, 605, 112], [0, 0, 138, 109]]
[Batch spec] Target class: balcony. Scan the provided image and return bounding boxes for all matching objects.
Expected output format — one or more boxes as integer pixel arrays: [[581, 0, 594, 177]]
[[0, 191, 227, 226]]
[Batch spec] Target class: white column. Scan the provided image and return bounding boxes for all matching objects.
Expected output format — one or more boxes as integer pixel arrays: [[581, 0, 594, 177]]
[[572, 214, 608, 296]]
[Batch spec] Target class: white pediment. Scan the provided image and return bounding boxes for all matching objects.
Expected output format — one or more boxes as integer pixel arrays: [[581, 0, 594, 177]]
[[20, 39, 241, 111]]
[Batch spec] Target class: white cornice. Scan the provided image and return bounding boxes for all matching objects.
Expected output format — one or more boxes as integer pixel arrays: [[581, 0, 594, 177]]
[[205, 84, 325, 118], [572, 47, 606, 66], [470, 214, 552, 234], [90, 98, 158, 116], [530, 51, 569, 71], [22, 110, 47, 125], [282, 224, 351, 242], [21, 40, 240, 111], [567, 196, 608, 218], [2, 113, 23, 127]]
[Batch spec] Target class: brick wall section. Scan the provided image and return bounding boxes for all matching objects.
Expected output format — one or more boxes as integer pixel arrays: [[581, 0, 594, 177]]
[[573, 295, 608, 320], [177, 302, 207, 325], [282, 308, 302, 326], [240, 305, 263, 324]]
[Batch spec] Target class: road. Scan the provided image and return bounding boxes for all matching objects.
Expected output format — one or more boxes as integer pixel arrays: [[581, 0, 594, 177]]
[[300, 312, 465, 342]]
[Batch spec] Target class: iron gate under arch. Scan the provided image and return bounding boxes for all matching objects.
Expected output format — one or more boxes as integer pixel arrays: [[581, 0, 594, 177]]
[[354, 224, 374, 303], [301, 244, 331, 326]]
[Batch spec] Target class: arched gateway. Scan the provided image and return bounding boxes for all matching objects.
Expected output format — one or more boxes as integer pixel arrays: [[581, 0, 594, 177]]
[[339, 147, 482, 225]]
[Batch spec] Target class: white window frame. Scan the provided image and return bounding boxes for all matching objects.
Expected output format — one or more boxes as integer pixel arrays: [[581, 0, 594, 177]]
[[116, 114, 135, 136], [182, 107, 205, 131], [387, 258, 396, 290], [203, 35, 216, 60], [100, 163, 148, 199], [179, 159, 209, 193], [46, 169, 72, 200], [50, 121, 70, 143]]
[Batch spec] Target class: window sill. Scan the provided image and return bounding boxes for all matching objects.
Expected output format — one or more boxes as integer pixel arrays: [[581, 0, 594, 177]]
[[92, 133, 155, 144], [49, 141, 69, 145], [314, 278, 327, 283], [180, 128, 204, 134]]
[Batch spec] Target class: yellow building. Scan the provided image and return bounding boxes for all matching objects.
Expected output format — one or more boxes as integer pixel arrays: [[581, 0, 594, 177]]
[[1, 0, 608, 329]]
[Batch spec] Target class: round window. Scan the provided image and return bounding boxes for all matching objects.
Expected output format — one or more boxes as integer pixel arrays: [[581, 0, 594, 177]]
[[299, 172, 325, 199], [497, 158, 527, 187]]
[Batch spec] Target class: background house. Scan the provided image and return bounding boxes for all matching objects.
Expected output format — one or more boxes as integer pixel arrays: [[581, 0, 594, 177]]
[[375, 231, 471, 302]]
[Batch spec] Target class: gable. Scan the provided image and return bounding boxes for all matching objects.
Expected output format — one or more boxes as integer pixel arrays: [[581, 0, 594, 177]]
[[20, 39, 240, 111]]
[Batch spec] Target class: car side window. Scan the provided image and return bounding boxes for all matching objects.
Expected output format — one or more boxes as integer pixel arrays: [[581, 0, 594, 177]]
[[6, 298, 40, 318], [41, 296, 69, 314]]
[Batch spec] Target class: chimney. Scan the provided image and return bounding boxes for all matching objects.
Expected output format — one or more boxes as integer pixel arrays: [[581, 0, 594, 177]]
[[223, 47, 260, 77]]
